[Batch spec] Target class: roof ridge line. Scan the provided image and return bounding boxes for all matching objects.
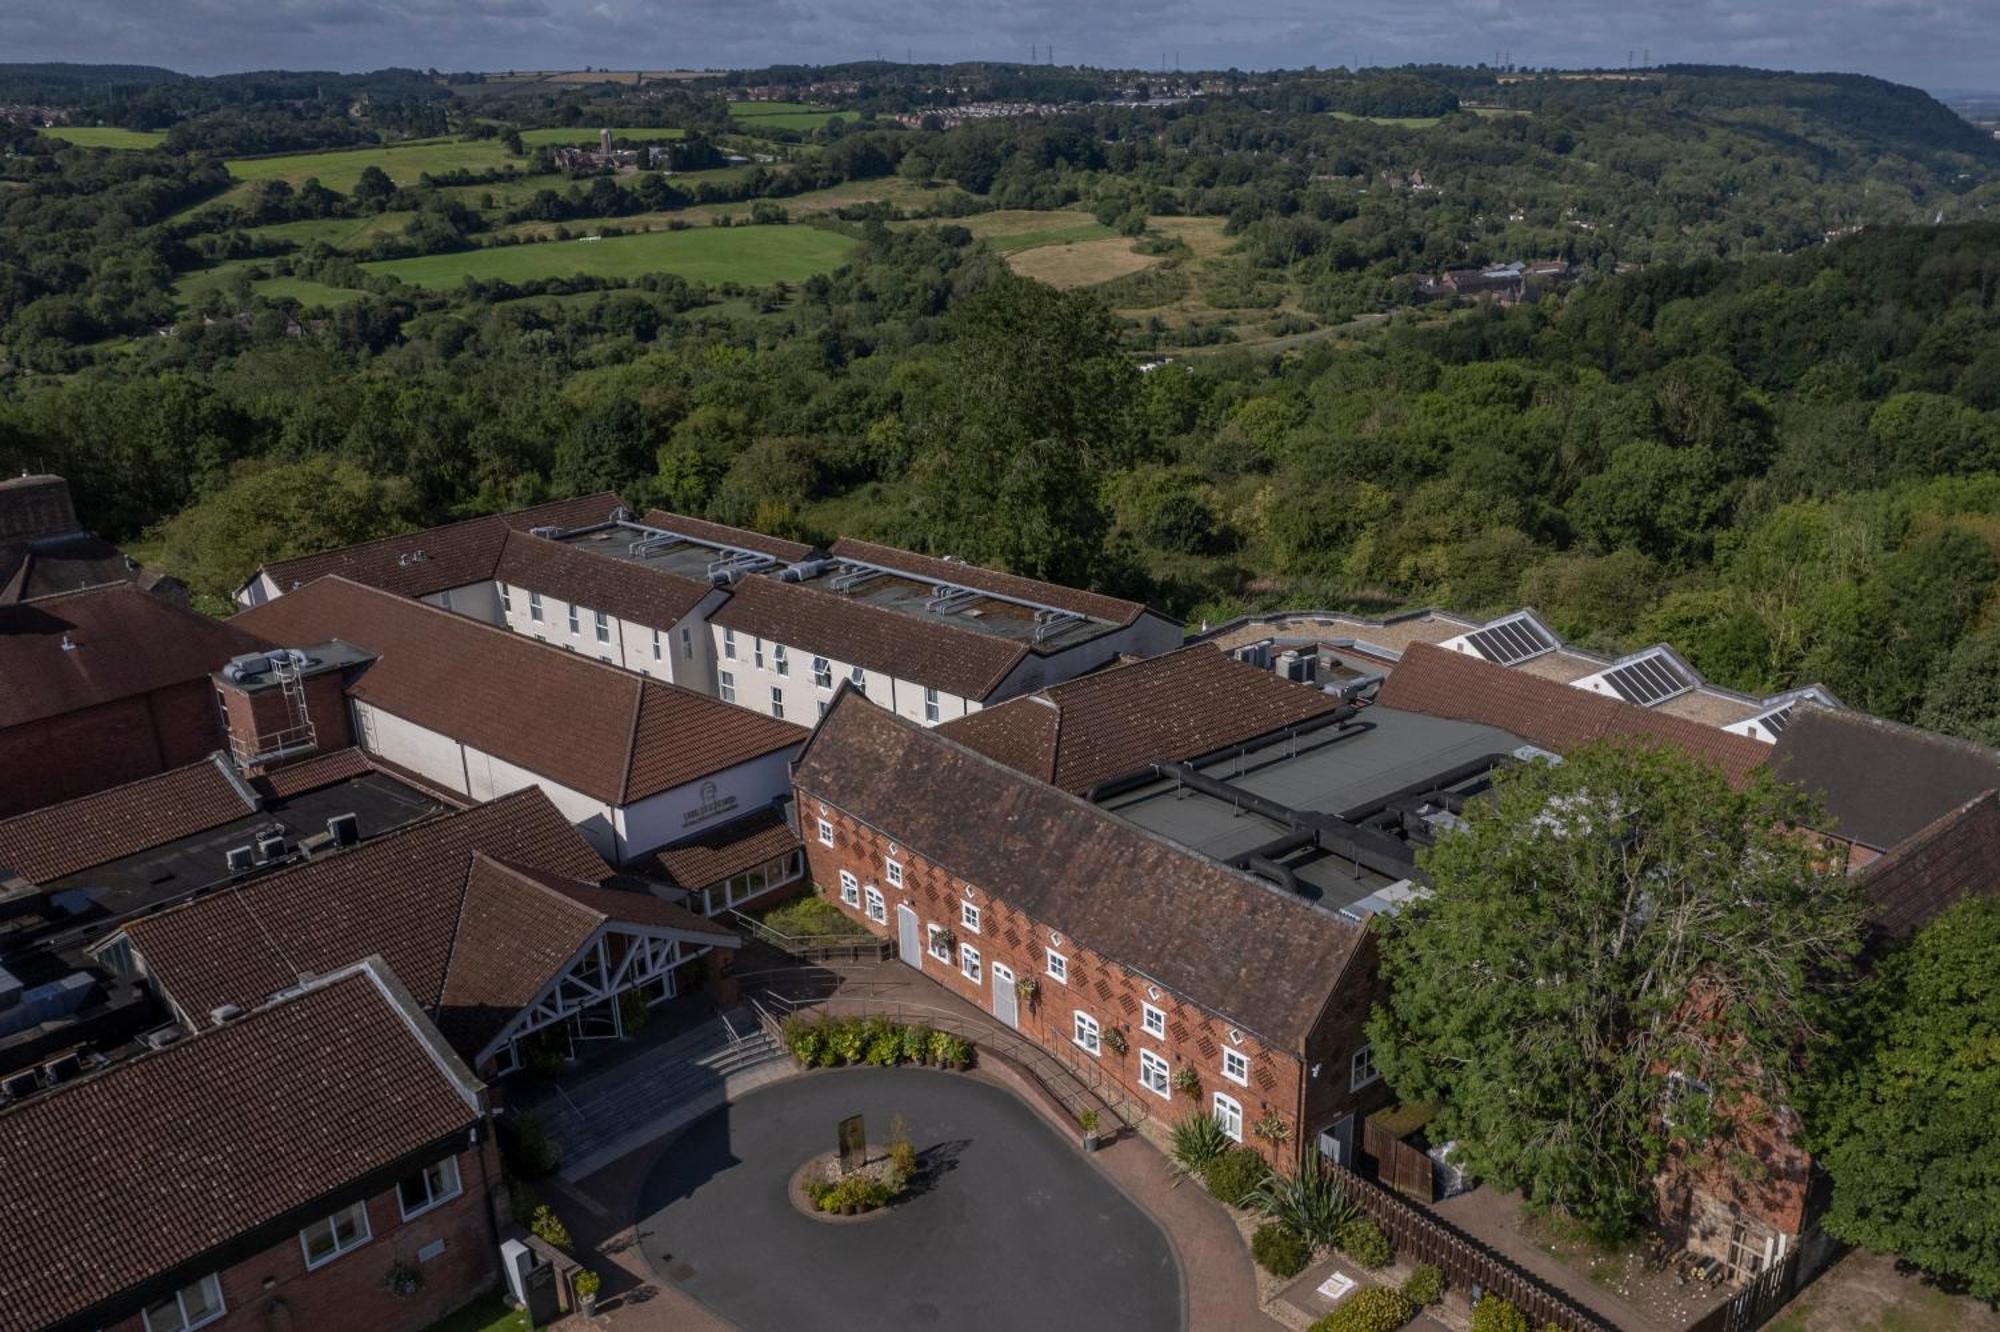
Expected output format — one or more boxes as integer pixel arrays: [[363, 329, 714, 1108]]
[[435, 851, 489, 1003], [619, 675, 646, 803], [258, 491, 628, 577]]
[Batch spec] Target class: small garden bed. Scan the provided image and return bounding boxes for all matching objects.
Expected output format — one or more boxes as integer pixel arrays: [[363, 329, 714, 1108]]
[[792, 1117, 921, 1221], [781, 1014, 973, 1070], [756, 894, 868, 939]]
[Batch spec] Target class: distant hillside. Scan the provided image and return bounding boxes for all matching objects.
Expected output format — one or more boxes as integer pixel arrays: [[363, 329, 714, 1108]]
[[0, 63, 186, 100]]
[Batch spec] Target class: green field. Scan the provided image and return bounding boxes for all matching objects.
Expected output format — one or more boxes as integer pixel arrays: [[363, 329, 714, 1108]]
[[39, 126, 166, 149], [225, 138, 523, 193], [727, 101, 844, 131], [361, 225, 858, 288], [1330, 111, 1444, 129], [244, 212, 416, 251], [519, 127, 687, 145]]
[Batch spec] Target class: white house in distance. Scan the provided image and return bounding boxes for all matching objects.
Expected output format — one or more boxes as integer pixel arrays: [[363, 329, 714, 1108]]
[[228, 575, 807, 865], [239, 498, 1185, 729]]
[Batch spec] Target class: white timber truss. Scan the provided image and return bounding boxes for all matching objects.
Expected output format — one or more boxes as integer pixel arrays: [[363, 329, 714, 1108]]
[[480, 921, 736, 1073]]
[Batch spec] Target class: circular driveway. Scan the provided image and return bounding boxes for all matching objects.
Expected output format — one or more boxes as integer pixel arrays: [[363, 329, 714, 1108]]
[[634, 1067, 1184, 1331]]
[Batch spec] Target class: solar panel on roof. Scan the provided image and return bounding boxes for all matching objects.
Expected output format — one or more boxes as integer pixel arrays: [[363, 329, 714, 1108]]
[[1464, 616, 1554, 666], [1599, 653, 1692, 706], [1757, 705, 1794, 735]]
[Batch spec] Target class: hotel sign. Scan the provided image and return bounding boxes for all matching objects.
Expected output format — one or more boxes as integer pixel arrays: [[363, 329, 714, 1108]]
[[681, 779, 739, 828]]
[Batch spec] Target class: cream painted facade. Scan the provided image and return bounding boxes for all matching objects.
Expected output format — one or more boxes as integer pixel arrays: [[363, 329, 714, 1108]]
[[491, 580, 726, 693]]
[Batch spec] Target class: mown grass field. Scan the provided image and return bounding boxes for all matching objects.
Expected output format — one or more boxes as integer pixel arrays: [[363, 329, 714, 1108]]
[[39, 126, 166, 149], [252, 277, 366, 308], [243, 212, 415, 251], [361, 225, 858, 288], [728, 101, 843, 131], [518, 127, 687, 145], [496, 176, 949, 242], [225, 138, 523, 193], [1330, 110, 1445, 128], [940, 209, 1116, 255]]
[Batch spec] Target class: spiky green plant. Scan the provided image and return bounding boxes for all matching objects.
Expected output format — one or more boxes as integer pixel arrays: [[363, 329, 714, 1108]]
[[1167, 1110, 1232, 1180], [1248, 1150, 1358, 1249]]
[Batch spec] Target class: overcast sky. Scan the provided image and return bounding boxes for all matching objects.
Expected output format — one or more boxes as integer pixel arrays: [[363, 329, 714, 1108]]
[[4, 0, 1996, 94]]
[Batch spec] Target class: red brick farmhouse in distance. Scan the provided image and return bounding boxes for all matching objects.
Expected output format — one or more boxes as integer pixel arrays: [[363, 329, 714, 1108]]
[[794, 686, 1393, 1166]]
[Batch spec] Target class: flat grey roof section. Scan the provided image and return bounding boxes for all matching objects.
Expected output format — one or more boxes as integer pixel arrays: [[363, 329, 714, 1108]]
[[1191, 707, 1526, 819], [787, 565, 1118, 650], [554, 521, 745, 584], [43, 773, 445, 923]]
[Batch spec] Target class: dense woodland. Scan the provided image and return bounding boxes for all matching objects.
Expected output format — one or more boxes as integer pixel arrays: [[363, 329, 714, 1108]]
[[5, 61, 2000, 747]]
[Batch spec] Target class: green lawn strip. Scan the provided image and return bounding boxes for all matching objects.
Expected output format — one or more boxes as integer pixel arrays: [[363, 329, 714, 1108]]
[[252, 277, 364, 308], [224, 139, 524, 192], [418, 1291, 530, 1332], [361, 225, 857, 288], [518, 127, 686, 144], [39, 126, 166, 149], [241, 212, 416, 251], [1329, 111, 1444, 128], [984, 220, 1117, 255]]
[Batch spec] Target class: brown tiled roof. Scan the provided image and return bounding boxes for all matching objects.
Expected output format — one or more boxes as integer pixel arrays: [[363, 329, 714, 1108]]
[[0, 584, 259, 729], [711, 574, 1030, 700], [232, 577, 803, 803], [1376, 643, 1770, 787], [939, 645, 1344, 792], [122, 788, 611, 1029], [0, 965, 480, 1332], [1772, 706, 2000, 851], [1858, 789, 2000, 940], [494, 529, 712, 630], [0, 754, 249, 885], [829, 537, 1151, 626], [641, 509, 816, 563], [436, 854, 731, 1056], [646, 804, 799, 889], [253, 492, 627, 599], [256, 746, 375, 800], [794, 692, 1367, 1048]]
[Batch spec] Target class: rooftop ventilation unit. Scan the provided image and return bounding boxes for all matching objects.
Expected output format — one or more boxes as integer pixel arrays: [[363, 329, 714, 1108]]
[[326, 813, 360, 848], [396, 549, 429, 566], [225, 846, 254, 873], [925, 586, 981, 615], [0, 1070, 39, 1101], [778, 558, 835, 583], [254, 831, 287, 861], [40, 1053, 80, 1085], [221, 652, 273, 683], [1231, 641, 1273, 670], [141, 1026, 183, 1051], [828, 564, 887, 595], [1032, 608, 1084, 643], [706, 551, 774, 584], [529, 525, 563, 539], [209, 1004, 242, 1027]]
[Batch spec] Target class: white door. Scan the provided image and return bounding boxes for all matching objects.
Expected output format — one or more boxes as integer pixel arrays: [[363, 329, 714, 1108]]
[[1319, 1113, 1355, 1166], [991, 961, 1018, 1028], [896, 904, 921, 971]]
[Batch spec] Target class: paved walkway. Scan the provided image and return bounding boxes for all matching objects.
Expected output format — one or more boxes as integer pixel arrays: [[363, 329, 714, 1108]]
[[543, 955, 1286, 1332]]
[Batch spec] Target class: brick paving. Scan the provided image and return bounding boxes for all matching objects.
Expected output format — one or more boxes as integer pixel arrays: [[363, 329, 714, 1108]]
[[539, 955, 1289, 1332]]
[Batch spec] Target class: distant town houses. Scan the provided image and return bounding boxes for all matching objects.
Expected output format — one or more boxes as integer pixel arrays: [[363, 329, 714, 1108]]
[[1414, 259, 1576, 305]]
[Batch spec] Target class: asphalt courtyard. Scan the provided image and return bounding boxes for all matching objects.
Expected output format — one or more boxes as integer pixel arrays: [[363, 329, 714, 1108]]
[[632, 1066, 1185, 1331]]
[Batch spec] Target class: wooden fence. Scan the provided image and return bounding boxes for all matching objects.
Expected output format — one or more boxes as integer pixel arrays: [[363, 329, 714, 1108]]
[[1327, 1161, 1619, 1332], [1361, 1116, 1436, 1202], [1685, 1249, 1803, 1332]]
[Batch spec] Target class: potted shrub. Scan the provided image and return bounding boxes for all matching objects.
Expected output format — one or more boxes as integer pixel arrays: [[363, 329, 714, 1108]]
[[573, 1267, 601, 1317], [1103, 1026, 1128, 1056], [1172, 1064, 1201, 1097], [1014, 974, 1039, 1005], [1079, 1108, 1101, 1153]]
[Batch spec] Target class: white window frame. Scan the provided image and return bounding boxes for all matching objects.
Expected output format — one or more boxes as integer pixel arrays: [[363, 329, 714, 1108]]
[[1139, 1049, 1171, 1100], [864, 886, 886, 924], [839, 869, 859, 905], [813, 656, 833, 689], [960, 942, 982, 982], [681, 625, 693, 658], [499, 585, 513, 615], [924, 686, 940, 723], [817, 817, 835, 846], [397, 1155, 463, 1221], [1213, 1092, 1244, 1141], [568, 604, 581, 635], [774, 643, 789, 676], [719, 669, 736, 704], [754, 638, 766, 670], [885, 857, 904, 888], [528, 590, 543, 623], [142, 1274, 226, 1332], [960, 901, 981, 933], [1350, 1044, 1379, 1091], [770, 686, 785, 720], [850, 665, 867, 691], [1223, 1048, 1250, 1086], [593, 609, 610, 644], [723, 627, 737, 660], [1046, 949, 1068, 983], [1141, 1003, 1166, 1040], [927, 923, 952, 962], [651, 627, 662, 660], [1073, 1010, 1101, 1056], [299, 1199, 372, 1270]]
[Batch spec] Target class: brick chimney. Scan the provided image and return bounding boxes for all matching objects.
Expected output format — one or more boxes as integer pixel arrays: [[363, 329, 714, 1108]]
[[212, 645, 362, 775]]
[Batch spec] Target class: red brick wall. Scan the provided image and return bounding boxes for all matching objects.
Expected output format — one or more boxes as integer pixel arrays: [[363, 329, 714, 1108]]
[[799, 786, 1359, 1167], [0, 679, 228, 818], [214, 671, 353, 769], [1302, 933, 1396, 1148], [105, 1139, 500, 1332]]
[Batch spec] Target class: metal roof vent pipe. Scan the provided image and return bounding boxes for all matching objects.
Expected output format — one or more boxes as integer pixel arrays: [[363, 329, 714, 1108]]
[[59, 633, 77, 652]]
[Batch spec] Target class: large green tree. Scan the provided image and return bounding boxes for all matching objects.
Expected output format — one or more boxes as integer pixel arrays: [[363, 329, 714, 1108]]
[[1816, 897, 2000, 1297], [1369, 743, 1863, 1235]]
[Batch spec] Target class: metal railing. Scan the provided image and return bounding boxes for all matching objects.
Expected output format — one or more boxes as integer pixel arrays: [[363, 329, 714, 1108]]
[[726, 908, 894, 963], [748, 988, 1148, 1133]]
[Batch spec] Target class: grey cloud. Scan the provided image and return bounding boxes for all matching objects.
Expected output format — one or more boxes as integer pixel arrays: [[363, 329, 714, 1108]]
[[1, 0, 1994, 90]]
